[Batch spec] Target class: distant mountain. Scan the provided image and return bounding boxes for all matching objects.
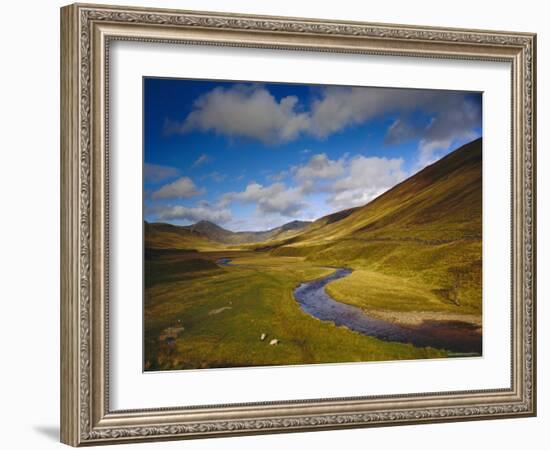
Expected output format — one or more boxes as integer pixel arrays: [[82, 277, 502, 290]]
[[144, 221, 221, 250], [185, 220, 237, 243], [145, 219, 312, 247]]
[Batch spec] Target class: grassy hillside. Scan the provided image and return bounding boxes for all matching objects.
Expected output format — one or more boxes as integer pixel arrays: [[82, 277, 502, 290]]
[[144, 221, 225, 251], [144, 138, 482, 370], [274, 138, 481, 245], [268, 138, 482, 318], [147, 219, 312, 247], [144, 253, 445, 371]]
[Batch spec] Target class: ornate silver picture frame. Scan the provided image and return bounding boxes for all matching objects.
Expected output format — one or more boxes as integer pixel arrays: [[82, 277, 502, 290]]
[[60, 3, 536, 446]]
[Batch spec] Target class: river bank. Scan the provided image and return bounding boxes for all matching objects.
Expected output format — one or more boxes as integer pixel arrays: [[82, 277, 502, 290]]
[[293, 268, 481, 354]]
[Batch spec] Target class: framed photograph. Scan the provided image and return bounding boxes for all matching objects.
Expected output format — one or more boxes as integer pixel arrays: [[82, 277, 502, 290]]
[[60, 3, 536, 446]]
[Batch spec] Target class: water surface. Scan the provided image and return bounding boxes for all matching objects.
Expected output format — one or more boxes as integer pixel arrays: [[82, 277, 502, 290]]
[[294, 268, 482, 354]]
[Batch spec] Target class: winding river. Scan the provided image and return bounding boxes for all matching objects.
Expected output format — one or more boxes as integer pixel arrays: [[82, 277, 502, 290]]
[[294, 268, 482, 354], [218, 259, 481, 354]]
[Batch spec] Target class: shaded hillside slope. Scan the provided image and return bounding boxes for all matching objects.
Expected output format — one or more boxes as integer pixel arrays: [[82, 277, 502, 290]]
[[144, 221, 224, 250]]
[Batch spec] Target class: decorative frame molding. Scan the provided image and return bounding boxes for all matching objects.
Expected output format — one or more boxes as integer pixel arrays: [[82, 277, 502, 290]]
[[60, 3, 536, 446]]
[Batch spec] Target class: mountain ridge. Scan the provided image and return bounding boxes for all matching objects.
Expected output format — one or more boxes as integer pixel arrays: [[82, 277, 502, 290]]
[[145, 218, 312, 246], [267, 137, 482, 251]]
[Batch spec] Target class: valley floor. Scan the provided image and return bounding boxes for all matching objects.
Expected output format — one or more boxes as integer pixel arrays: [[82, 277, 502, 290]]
[[144, 248, 480, 371]]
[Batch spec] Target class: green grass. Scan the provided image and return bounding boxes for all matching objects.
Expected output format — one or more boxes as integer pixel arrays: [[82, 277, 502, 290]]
[[144, 252, 446, 371], [308, 239, 482, 314], [266, 140, 483, 319], [326, 269, 450, 313], [270, 237, 481, 316], [144, 139, 482, 370]]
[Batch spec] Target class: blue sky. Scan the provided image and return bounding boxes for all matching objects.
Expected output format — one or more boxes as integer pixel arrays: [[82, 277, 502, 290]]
[[144, 78, 482, 231]]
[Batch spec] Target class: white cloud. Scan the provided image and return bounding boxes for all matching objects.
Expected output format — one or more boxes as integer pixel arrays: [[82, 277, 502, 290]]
[[327, 155, 407, 210], [144, 163, 179, 183], [328, 188, 386, 211], [308, 87, 434, 138], [413, 132, 477, 172], [164, 84, 481, 178], [165, 84, 481, 170], [157, 85, 480, 222], [384, 118, 418, 145], [266, 170, 289, 182], [218, 153, 407, 219], [191, 153, 212, 168], [169, 84, 310, 144], [415, 102, 479, 170], [151, 203, 232, 224], [295, 153, 345, 183], [383, 93, 481, 171], [151, 177, 204, 200], [414, 139, 452, 169], [223, 182, 306, 217], [169, 85, 429, 143]]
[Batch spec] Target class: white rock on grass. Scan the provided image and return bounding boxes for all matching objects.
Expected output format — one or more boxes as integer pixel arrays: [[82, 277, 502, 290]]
[[260, 333, 266, 341], [269, 339, 279, 345]]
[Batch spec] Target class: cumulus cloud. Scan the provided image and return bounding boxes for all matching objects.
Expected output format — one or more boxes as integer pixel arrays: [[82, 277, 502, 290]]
[[151, 177, 204, 200], [148, 155, 409, 226], [327, 156, 407, 210], [383, 93, 481, 170], [295, 153, 345, 182], [166, 84, 481, 161], [150, 203, 232, 224], [144, 163, 179, 183], [415, 139, 455, 169], [384, 118, 420, 145], [222, 182, 306, 217], [309, 87, 481, 150], [156, 84, 480, 221], [223, 152, 408, 215], [169, 84, 310, 144], [291, 153, 347, 194], [266, 170, 290, 182], [307, 87, 438, 138], [278, 151, 407, 210], [191, 153, 213, 168], [419, 103, 479, 166]]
